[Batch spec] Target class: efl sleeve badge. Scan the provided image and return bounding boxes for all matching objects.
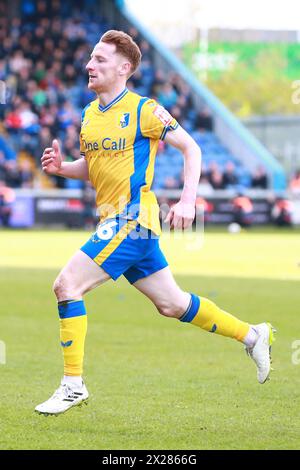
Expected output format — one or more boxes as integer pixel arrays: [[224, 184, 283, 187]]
[[153, 105, 173, 127]]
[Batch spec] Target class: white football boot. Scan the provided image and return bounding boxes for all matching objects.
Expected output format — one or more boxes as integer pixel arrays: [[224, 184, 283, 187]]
[[245, 322, 276, 384], [35, 380, 89, 416]]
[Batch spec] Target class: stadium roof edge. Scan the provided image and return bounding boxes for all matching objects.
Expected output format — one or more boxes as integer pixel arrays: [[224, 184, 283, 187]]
[[117, 2, 286, 191]]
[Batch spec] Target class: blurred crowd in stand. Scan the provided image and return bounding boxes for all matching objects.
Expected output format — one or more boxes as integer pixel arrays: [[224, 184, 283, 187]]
[[0, 0, 275, 196]]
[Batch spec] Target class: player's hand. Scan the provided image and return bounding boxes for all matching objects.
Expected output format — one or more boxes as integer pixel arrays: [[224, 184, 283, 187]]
[[41, 139, 63, 175], [164, 200, 195, 230]]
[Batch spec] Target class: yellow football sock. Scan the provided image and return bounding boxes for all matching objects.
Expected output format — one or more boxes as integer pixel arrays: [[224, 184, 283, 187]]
[[58, 300, 87, 376], [180, 294, 249, 342]]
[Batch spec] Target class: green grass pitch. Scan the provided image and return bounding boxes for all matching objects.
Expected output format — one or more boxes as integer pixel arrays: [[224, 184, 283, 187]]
[[0, 227, 299, 450]]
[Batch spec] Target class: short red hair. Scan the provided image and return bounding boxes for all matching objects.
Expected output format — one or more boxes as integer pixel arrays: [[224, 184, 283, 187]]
[[100, 30, 142, 77]]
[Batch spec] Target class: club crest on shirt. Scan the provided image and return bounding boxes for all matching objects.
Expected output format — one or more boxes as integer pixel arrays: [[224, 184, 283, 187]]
[[117, 112, 130, 129], [153, 105, 173, 126]]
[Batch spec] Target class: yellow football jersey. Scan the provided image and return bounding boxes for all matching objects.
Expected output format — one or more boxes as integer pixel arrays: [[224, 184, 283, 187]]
[[80, 88, 178, 235]]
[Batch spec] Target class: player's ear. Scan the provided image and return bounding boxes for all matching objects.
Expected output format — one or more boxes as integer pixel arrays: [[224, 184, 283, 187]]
[[119, 61, 132, 77]]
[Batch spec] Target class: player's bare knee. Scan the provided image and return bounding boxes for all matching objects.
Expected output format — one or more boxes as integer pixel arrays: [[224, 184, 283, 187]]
[[53, 275, 65, 299], [156, 302, 182, 319], [156, 291, 190, 319], [53, 274, 79, 301]]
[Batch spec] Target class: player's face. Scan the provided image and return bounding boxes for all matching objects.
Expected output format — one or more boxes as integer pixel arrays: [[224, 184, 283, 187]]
[[86, 42, 128, 93]]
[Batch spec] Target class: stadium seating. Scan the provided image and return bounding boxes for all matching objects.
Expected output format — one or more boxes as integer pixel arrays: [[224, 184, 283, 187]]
[[0, 0, 262, 191]]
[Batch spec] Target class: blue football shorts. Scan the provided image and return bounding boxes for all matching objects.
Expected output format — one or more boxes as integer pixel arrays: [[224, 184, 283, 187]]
[[80, 217, 168, 284]]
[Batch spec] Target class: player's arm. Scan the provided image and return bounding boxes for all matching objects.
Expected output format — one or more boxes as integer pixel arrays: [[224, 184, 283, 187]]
[[164, 125, 202, 229], [41, 139, 89, 181]]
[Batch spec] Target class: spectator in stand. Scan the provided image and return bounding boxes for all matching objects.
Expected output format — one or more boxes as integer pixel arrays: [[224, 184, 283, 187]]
[[5, 106, 22, 131], [251, 166, 268, 189], [169, 104, 183, 124], [207, 161, 218, 180], [39, 105, 60, 135], [0, 179, 15, 226], [19, 100, 39, 133], [175, 94, 190, 121], [169, 75, 193, 120], [210, 169, 224, 190], [196, 161, 214, 195], [207, 162, 224, 190], [232, 193, 253, 228], [271, 197, 293, 227], [5, 160, 21, 188], [198, 176, 214, 196], [223, 161, 238, 189], [9, 49, 28, 74], [57, 101, 78, 131], [200, 162, 209, 181], [0, 135, 17, 161], [289, 170, 300, 194], [196, 196, 214, 223], [139, 40, 152, 61], [151, 69, 165, 98], [0, 151, 8, 181], [37, 127, 52, 158], [194, 107, 213, 132], [128, 67, 143, 94], [157, 83, 178, 110], [18, 158, 34, 188], [127, 26, 141, 45]]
